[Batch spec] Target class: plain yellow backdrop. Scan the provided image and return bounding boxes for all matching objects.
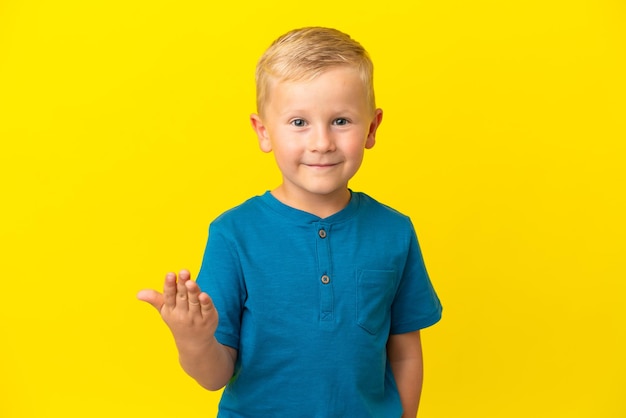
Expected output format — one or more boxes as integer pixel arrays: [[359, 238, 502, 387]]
[[1, 0, 625, 416]]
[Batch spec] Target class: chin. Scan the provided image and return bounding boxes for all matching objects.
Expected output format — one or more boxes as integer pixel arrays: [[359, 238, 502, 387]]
[[308, 186, 349, 197]]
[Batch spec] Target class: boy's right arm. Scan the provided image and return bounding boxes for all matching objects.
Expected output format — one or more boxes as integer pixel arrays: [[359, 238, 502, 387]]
[[137, 270, 237, 391]]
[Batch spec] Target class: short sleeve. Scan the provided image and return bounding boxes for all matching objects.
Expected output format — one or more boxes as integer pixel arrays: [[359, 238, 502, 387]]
[[390, 224, 442, 334], [195, 221, 245, 350]]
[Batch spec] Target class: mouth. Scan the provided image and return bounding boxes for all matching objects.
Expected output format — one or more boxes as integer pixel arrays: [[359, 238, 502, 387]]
[[304, 162, 340, 168], [304, 164, 339, 172]]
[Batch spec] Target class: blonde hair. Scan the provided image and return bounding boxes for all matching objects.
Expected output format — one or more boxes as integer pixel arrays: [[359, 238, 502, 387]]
[[255, 27, 376, 116]]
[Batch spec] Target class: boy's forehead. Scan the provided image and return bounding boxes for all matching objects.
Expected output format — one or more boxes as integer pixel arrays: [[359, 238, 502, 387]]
[[258, 65, 375, 116], [263, 72, 372, 118]]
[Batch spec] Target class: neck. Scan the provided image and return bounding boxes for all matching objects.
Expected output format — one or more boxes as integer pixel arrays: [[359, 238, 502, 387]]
[[271, 187, 351, 218]]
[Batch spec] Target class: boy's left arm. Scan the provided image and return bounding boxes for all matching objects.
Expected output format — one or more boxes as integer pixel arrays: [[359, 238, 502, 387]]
[[387, 330, 424, 418]]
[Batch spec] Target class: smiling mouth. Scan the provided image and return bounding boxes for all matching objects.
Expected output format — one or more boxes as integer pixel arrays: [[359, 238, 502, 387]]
[[304, 164, 339, 171], [304, 162, 339, 168]]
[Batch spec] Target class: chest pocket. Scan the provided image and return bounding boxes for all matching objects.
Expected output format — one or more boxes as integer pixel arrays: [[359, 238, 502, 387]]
[[356, 270, 397, 334]]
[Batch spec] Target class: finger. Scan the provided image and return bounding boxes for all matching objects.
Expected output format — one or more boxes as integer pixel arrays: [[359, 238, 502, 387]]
[[163, 272, 177, 308], [178, 269, 191, 282], [185, 280, 202, 313], [199, 292, 216, 318], [136, 289, 165, 312], [175, 270, 191, 310]]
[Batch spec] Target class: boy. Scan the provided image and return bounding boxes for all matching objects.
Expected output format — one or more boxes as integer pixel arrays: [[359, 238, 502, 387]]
[[138, 27, 442, 417]]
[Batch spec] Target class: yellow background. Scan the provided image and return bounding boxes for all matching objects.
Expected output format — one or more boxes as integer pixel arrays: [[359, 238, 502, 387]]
[[1, 0, 625, 416]]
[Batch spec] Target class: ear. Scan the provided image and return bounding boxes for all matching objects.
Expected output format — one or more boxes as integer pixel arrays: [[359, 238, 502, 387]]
[[365, 108, 383, 149], [250, 113, 272, 153]]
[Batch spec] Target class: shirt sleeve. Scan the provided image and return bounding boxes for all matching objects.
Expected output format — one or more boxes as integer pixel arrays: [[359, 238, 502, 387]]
[[390, 222, 442, 334], [195, 221, 245, 350]]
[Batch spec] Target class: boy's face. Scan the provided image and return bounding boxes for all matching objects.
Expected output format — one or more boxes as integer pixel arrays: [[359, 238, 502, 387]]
[[251, 66, 383, 210]]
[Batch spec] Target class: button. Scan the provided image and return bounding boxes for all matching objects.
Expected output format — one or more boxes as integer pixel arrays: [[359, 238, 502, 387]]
[[321, 274, 330, 284], [318, 229, 327, 239]]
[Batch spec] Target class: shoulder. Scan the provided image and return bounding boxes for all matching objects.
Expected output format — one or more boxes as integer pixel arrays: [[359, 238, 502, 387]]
[[212, 195, 264, 221], [353, 192, 413, 230], [208, 193, 271, 234]]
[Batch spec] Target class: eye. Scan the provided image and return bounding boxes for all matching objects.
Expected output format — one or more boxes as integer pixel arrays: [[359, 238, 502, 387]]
[[333, 118, 349, 126], [290, 119, 307, 127]]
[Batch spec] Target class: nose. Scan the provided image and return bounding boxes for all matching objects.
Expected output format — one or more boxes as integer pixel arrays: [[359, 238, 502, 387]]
[[308, 125, 336, 152]]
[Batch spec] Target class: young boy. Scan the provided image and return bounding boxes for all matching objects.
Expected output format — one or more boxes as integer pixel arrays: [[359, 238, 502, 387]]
[[138, 27, 442, 417]]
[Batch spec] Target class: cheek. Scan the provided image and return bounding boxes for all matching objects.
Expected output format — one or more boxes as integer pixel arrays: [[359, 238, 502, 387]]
[[342, 135, 368, 157], [276, 139, 300, 152], [272, 139, 302, 162]]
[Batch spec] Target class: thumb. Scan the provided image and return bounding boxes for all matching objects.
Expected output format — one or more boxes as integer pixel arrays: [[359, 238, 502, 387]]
[[136, 289, 164, 312]]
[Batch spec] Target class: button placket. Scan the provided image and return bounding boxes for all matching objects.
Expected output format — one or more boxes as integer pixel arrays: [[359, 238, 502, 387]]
[[316, 222, 334, 324]]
